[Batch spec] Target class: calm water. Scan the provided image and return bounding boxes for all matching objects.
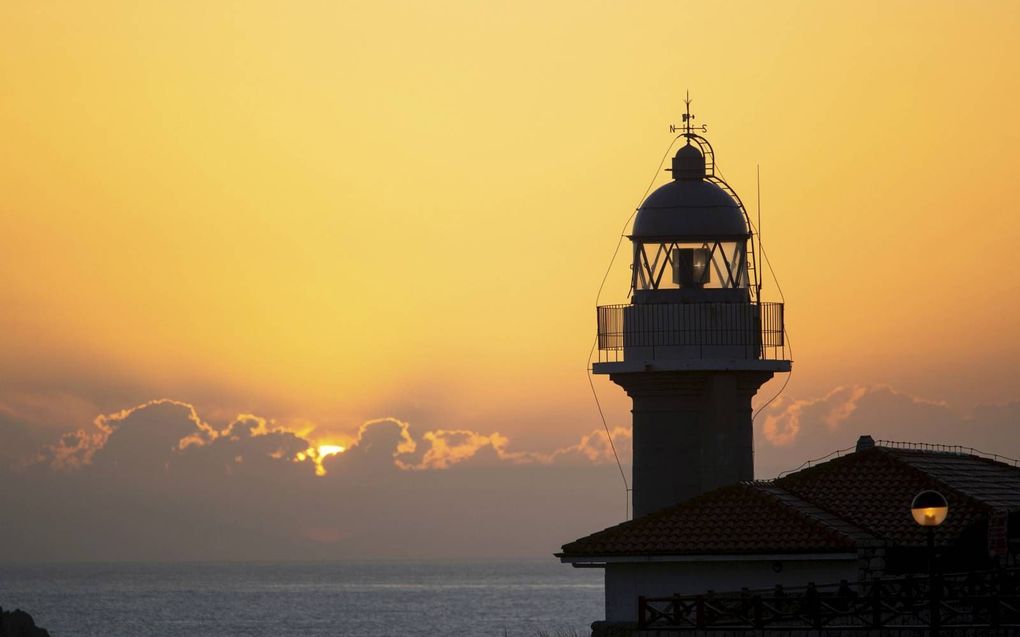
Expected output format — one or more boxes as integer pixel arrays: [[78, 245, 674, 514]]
[[0, 560, 602, 637]]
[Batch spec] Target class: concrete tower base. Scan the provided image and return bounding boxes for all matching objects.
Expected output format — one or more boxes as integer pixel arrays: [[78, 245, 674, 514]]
[[608, 370, 775, 518]]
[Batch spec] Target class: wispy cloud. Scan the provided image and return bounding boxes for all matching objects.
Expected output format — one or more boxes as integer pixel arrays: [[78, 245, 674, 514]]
[[754, 384, 1018, 478], [761, 385, 869, 447]]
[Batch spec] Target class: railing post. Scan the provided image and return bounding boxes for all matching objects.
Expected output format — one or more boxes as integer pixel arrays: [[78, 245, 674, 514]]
[[870, 578, 882, 628], [698, 303, 703, 359], [928, 528, 940, 637], [650, 306, 656, 360], [695, 594, 705, 628], [991, 571, 1001, 628], [753, 594, 763, 628], [638, 595, 646, 629], [806, 582, 821, 629]]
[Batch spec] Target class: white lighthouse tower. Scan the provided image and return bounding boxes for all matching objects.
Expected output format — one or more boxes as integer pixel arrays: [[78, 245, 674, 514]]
[[594, 99, 791, 518]]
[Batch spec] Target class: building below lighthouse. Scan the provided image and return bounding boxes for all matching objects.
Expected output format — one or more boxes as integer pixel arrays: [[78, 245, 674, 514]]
[[559, 437, 1020, 634]]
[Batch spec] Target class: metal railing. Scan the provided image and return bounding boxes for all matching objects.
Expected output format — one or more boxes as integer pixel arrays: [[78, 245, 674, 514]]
[[638, 567, 1020, 631], [876, 440, 1020, 467], [596, 302, 786, 363], [778, 440, 1020, 478]]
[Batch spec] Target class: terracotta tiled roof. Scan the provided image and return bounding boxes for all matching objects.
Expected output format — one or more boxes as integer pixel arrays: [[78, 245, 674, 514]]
[[893, 449, 1020, 510], [775, 446, 1019, 548], [560, 444, 1020, 559], [558, 482, 864, 558]]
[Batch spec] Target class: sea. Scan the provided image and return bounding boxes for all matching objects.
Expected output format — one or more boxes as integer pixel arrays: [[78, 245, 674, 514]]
[[0, 560, 602, 637]]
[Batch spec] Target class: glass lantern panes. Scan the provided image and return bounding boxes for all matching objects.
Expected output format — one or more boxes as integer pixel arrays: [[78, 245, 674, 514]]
[[634, 241, 748, 290]]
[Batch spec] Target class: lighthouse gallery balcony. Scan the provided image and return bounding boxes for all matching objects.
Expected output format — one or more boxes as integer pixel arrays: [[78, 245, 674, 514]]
[[594, 301, 788, 372]]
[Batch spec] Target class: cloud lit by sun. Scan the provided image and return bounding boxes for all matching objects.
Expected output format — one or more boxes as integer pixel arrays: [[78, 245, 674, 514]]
[[295, 443, 347, 477]]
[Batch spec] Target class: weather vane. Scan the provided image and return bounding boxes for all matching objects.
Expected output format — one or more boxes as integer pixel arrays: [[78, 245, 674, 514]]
[[669, 91, 708, 137]]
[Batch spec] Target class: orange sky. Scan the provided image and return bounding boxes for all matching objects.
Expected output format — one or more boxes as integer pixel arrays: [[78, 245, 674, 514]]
[[1, 1, 1019, 454]]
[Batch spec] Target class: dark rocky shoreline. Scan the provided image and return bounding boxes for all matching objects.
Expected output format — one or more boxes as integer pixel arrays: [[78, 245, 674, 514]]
[[0, 608, 49, 637]]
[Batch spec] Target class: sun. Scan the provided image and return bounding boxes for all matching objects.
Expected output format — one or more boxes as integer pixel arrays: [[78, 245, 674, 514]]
[[317, 444, 345, 457], [294, 443, 347, 476], [312, 443, 347, 477]]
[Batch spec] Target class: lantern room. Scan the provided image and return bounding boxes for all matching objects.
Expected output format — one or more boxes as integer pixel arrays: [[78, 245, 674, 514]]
[[631, 142, 751, 304]]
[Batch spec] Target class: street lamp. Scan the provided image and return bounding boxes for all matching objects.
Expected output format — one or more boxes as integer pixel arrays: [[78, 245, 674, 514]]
[[912, 490, 948, 636]]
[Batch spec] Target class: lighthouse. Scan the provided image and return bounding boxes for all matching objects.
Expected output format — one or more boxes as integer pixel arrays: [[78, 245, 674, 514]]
[[593, 99, 791, 518]]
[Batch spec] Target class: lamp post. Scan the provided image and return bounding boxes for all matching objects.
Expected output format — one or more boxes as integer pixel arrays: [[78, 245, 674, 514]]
[[912, 490, 948, 637]]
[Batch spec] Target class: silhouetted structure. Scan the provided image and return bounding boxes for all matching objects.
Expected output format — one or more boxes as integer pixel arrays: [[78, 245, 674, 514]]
[[592, 98, 790, 518]]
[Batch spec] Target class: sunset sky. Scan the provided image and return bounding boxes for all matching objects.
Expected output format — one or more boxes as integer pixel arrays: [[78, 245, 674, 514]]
[[1, 1, 1019, 560]]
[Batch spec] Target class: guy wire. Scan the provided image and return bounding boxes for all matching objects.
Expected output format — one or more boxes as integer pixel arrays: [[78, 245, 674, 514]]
[[587, 134, 683, 521]]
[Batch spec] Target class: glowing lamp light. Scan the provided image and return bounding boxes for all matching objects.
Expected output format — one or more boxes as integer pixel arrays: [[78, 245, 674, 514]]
[[911, 490, 949, 527], [671, 247, 711, 288]]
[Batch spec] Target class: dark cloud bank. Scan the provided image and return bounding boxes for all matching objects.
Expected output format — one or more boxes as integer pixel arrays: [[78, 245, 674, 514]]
[[0, 400, 630, 561], [0, 387, 1016, 561]]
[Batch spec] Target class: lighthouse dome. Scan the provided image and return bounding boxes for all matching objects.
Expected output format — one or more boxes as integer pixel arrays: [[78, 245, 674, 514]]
[[632, 144, 748, 239]]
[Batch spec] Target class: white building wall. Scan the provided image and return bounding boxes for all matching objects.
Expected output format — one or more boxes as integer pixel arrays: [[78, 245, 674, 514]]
[[605, 557, 859, 622]]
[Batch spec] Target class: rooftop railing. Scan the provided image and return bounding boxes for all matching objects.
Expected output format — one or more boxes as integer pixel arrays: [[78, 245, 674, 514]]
[[777, 440, 1020, 478]]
